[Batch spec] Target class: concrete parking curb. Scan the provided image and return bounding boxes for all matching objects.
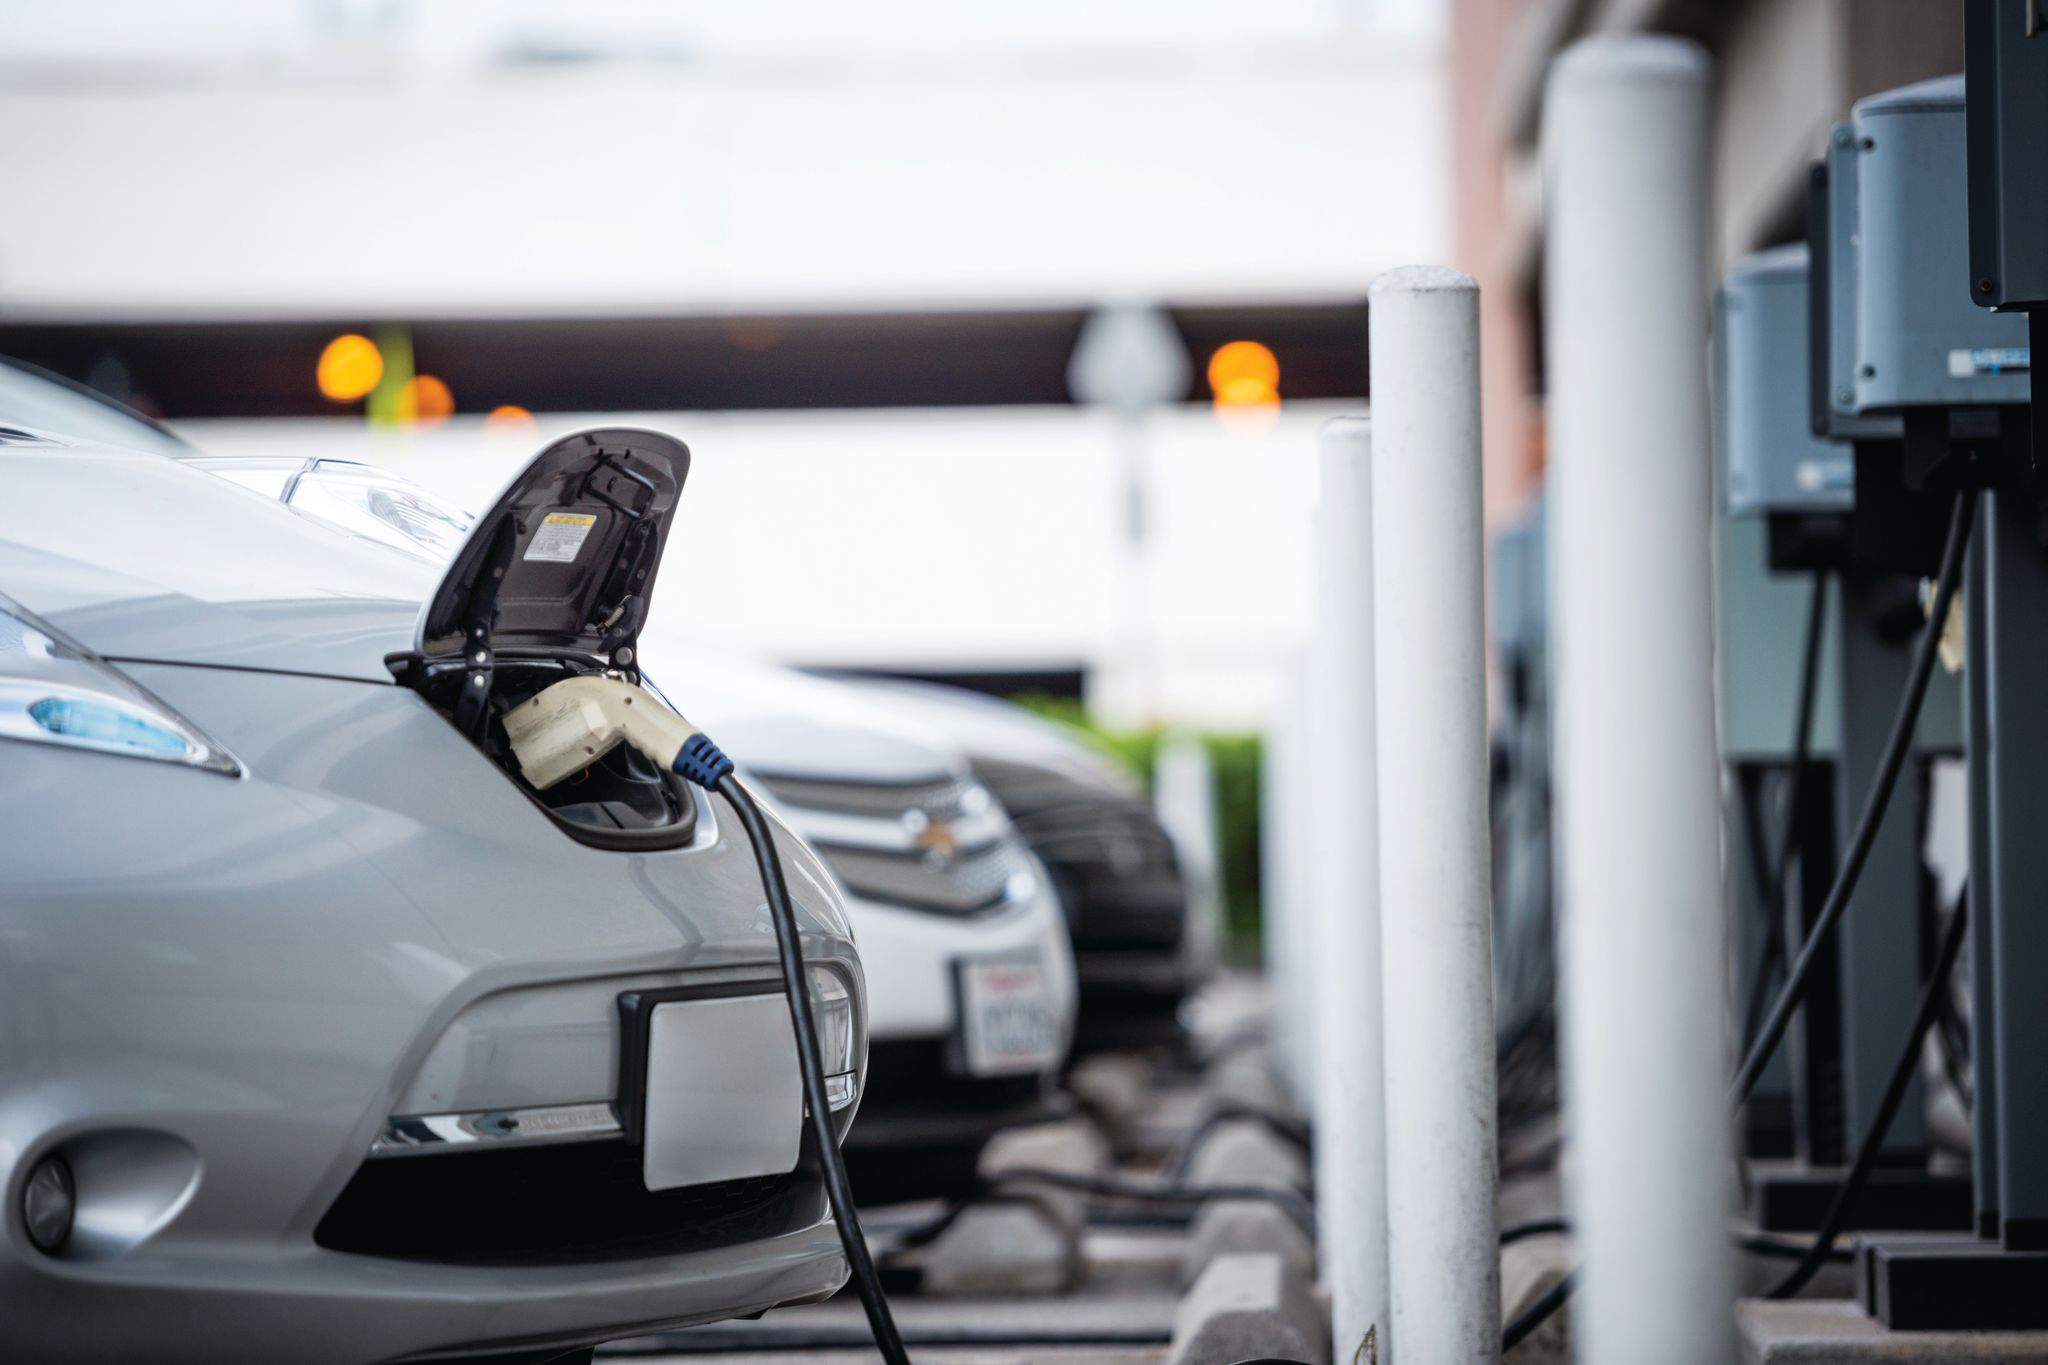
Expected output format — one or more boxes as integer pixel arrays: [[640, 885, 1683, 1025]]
[[1169, 1251, 1331, 1365], [915, 1118, 1109, 1298]]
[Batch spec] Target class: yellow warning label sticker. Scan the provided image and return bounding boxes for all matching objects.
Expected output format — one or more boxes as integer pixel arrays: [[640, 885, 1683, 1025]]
[[524, 512, 597, 564]]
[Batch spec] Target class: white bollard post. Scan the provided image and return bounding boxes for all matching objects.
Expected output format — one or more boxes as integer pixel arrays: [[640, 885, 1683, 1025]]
[[1264, 657, 1318, 1110], [1155, 733, 1225, 982], [1369, 268, 1500, 1361], [1543, 36, 1732, 1365], [1306, 417, 1391, 1365]]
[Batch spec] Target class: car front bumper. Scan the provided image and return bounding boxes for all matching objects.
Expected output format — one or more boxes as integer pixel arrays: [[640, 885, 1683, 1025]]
[[0, 664, 862, 1363]]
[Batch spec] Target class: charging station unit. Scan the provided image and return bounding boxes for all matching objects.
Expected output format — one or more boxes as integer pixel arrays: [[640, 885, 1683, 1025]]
[[1721, 229, 1970, 1236], [1714, 244, 1845, 1171], [1799, 64, 2048, 1330]]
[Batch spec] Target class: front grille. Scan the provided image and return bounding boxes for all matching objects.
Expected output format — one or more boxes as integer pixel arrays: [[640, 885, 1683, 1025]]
[[818, 837, 1031, 915], [757, 771, 978, 822], [315, 1138, 816, 1265]]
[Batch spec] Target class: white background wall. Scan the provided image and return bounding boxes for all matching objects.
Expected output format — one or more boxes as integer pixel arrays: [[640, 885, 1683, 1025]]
[[177, 402, 1341, 725], [2, 0, 1445, 725]]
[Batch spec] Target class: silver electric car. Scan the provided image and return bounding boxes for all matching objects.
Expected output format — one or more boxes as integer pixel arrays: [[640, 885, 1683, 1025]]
[[0, 423, 866, 1364]]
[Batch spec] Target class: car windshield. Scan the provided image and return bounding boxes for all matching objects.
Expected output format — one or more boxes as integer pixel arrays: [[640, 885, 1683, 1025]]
[[0, 359, 190, 457]]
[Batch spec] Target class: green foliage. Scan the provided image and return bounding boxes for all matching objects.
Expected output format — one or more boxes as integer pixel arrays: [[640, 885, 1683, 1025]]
[[1010, 694, 1264, 956]]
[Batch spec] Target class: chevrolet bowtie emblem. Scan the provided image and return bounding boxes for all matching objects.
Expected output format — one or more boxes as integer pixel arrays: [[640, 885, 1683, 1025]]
[[913, 819, 961, 863]]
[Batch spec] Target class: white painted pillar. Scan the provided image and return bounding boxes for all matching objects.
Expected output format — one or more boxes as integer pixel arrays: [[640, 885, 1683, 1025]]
[[1263, 656, 1318, 1109], [1306, 416, 1391, 1365], [1369, 268, 1500, 1361], [1543, 36, 1732, 1365], [1155, 733, 1224, 981]]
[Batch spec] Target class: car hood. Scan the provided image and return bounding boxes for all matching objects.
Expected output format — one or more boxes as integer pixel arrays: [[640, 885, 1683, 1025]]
[[1, 441, 434, 681], [635, 643, 968, 788], [847, 675, 1139, 797]]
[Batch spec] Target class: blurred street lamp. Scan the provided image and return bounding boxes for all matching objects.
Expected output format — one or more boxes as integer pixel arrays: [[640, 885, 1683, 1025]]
[[316, 333, 383, 403], [485, 404, 537, 432], [395, 374, 455, 427], [1207, 339, 1282, 433]]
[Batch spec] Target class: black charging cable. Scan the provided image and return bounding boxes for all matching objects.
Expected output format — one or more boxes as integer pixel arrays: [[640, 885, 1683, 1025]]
[[668, 746, 912, 1365], [1765, 887, 1969, 1298], [1730, 489, 1973, 1107]]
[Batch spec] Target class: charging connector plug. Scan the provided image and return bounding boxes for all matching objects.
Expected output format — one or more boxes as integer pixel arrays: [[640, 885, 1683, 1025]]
[[501, 672, 910, 1365]]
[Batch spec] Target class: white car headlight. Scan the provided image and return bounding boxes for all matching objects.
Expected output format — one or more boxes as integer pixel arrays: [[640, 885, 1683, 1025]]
[[0, 600, 238, 776], [286, 461, 473, 563], [808, 966, 861, 1111]]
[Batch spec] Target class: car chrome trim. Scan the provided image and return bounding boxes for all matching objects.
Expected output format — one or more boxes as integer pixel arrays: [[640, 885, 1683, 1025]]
[[370, 1101, 623, 1156]]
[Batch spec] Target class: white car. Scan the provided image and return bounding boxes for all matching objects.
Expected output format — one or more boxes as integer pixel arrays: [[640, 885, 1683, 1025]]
[[641, 650, 1080, 1198]]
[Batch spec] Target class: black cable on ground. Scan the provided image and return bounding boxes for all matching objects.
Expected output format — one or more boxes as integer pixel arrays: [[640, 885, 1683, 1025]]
[[1503, 1271, 1574, 1352], [1499, 1217, 1851, 1263], [1166, 1101, 1313, 1180], [1765, 888, 1971, 1299], [712, 771, 912, 1365], [985, 1166, 1317, 1238], [1731, 490, 1974, 1107]]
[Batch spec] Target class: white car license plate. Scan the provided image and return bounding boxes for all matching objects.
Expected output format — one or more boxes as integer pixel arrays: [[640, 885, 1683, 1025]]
[[955, 954, 1061, 1076], [641, 993, 803, 1192]]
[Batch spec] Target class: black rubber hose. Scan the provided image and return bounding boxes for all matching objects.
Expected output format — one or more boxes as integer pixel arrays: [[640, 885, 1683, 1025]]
[[1730, 490, 1974, 1107], [1766, 889, 1971, 1299], [985, 1166, 1317, 1238], [1502, 1271, 1574, 1353], [715, 774, 912, 1365]]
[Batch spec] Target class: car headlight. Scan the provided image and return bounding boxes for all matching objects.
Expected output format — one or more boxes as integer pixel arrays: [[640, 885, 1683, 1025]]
[[286, 460, 473, 563], [0, 599, 238, 776], [808, 966, 861, 1111]]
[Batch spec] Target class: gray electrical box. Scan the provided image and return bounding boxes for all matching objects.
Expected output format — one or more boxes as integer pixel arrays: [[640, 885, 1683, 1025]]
[[1717, 244, 1853, 518], [1819, 125, 1901, 441], [1851, 75, 2029, 413]]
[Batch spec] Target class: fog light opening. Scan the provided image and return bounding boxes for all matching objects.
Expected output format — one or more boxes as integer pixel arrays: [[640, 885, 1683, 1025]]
[[23, 1156, 75, 1255]]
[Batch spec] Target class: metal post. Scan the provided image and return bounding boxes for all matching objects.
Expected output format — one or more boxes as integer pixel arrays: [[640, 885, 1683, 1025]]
[[1542, 35, 1733, 1364], [1829, 573, 1928, 1159], [1369, 268, 1499, 1361], [1964, 531, 2001, 1236], [1264, 656, 1318, 1110], [1307, 416, 1390, 1363], [1980, 486, 2048, 1249]]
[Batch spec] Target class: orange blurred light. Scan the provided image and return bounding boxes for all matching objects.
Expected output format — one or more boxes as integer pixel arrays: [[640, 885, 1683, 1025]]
[[484, 404, 536, 431], [316, 333, 383, 403], [1206, 340, 1280, 400], [396, 375, 455, 427]]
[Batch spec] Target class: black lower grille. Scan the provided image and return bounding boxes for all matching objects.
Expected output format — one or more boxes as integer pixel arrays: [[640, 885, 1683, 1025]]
[[315, 1137, 818, 1265]]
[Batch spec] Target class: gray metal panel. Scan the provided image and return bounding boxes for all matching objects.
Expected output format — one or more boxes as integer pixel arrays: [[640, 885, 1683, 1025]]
[[1852, 76, 2030, 413], [1823, 126, 1901, 441], [1713, 515, 1962, 762], [1715, 514, 1842, 762], [1718, 244, 1853, 517]]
